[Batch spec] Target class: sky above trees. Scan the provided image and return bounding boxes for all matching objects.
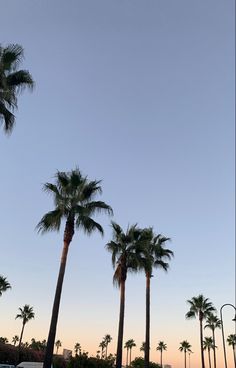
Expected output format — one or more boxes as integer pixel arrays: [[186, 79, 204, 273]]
[[0, 1, 235, 368]]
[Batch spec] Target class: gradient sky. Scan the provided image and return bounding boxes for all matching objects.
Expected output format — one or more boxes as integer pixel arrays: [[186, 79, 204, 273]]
[[0, 1, 235, 367]]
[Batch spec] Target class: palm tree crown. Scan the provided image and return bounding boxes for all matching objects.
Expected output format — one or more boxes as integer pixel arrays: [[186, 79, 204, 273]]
[[204, 313, 221, 331], [37, 168, 113, 236], [15, 304, 35, 325], [0, 44, 34, 133], [156, 341, 167, 353], [186, 295, 216, 321], [0, 275, 11, 296], [179, 340, 192, 353], [227, 334, 236, 348]]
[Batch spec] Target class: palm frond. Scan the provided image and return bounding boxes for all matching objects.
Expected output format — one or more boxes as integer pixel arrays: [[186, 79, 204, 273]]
[[84, 201, 113, 216], [0, 101, 15, 133], [76, 216, 104, 235], [36, 208, 63, 233], [1, 44, 24, 71], [6, 70, 34, 92]]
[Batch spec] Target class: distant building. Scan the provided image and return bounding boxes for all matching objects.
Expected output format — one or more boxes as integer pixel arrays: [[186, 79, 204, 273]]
[[63, 348, 72, 360]]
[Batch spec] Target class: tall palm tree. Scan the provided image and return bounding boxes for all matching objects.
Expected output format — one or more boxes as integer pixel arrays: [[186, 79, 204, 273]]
[[156, 341, 167, 368], [227, 334, 236, 368], [15, 304, 35, 348], [99, 340, 106, 359], [12, 335, 19, 346], [103, 334, 112, 358], [0, 44, 34, 133], [37, 168, 112, 368], [106, 222, 143, 368], [179, 340, 192, 368], [0, 275, 11, 296], [203, 337, 215, 368], [204, 314, 221, 368], [186, 295, 215, 368], [138, 228, 172, 368], [74, 342, 81, 356], [55, 340, 62, 354]]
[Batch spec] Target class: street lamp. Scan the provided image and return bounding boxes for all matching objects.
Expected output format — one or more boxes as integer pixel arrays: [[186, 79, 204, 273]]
[[220, 303, 236, 368]]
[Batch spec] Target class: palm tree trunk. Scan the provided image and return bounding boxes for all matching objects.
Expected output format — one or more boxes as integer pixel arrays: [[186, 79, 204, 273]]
[[144, 273, 150, 368], [160, 351, 163, 368], [106, 345, 108, 359], [129, 347, 132, 366], [19, 322, 25, 348], [212, 329, 216, 368], [43, 218, 74, 368], [184, 351, 186, 368], [200, 318, 205, 368], [116, 279, 126, 368], [208, 348, 212, 368], [233, 346, 236, 368], [126, 348, 129, 367]]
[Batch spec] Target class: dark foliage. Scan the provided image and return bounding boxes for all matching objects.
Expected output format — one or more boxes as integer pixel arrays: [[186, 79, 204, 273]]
[[131, 357, 161, 368], [68, 354, 115, 368]]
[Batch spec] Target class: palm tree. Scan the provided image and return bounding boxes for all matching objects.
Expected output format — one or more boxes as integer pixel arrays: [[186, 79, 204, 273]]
[[140, 342, 146, 357], [227, 334, 236, 368], [128, 339, 136, 365], [0, 275, 11, 296], [138, 228, 172, 368], [156, 341, 167, 368], [179, 340, 192, 368], [37, 168, 112, 368], [106, 222, 143, 368], [124, 340, 130, 367], [203, 337, 215, 368], [55, 340, 62, 354], [74, 342, 81, 356], [99, 340, 106, 359], [0, 44, 34, 133], [186, 295, 215, 368], [103, 334, 112, 358], [15, 304, 35, 348], [12, 335, 19, 346], [0, 337, 9, 343], [204, 314, 221, 368]]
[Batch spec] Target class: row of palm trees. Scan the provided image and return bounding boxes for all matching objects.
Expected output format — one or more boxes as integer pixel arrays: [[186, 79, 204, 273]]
[[99, 335, 113, 359]]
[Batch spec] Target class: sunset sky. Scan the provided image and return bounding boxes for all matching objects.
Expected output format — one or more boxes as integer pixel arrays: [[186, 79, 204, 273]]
[[0, 1, 235, 368]]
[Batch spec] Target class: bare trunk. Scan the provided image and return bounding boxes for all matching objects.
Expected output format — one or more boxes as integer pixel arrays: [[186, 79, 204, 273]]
[[129, 347, 132, 366], [212, 329, 216, 368], [126, 348, 129, 367], [144, 273, 150, 368], [233, 346, 236, 368], [116, 279, 126, 368], [208, 348, 212, 368], [200, 317, 205, 368], [160, 351, 163, 368], [184, 351, 186, 368], [18, 322, 25, 348], [43, 217, 74, 368]]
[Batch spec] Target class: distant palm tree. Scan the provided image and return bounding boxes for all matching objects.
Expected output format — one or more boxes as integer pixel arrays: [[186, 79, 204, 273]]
[[156, 341, 167, 368], [124, 340, 130, 367], [138, 228, 172, 368], [0, 44, 34, 133], [104, 334, 112, 358], [12, 335, 19, 346], [204, 314, 221, 368], [15, 304, 35, 348], [106, 222, 143, 368], [55, 340, 62, 354], [74, 342, 81, 356], [179, 340, 192, 368], [128, 339, 136, 365], [227, 334, 236, 368], [140, 342, 146, 357], [203, 337, 215, 368], [37, 168, 112, 368], [0, 337, 9, 343], [0, 275, 11, 296], [99, 340, 106, 359], [186, 295, 215, 368]]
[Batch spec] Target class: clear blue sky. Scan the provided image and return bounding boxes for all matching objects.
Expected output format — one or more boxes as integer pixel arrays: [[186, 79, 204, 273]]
[[0, 1, 235, 367]]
